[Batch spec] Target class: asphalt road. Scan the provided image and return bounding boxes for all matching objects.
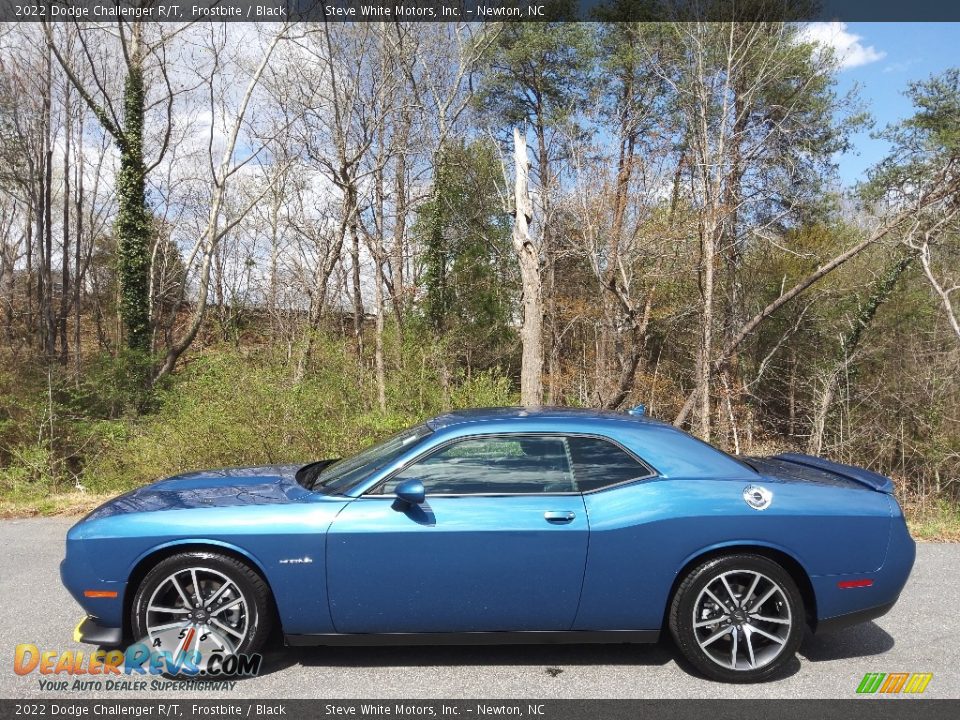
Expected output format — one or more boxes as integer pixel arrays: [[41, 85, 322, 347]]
[[1, 518, 956, 699]]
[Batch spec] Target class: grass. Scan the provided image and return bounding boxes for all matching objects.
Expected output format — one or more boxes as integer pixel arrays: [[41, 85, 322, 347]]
[[0, 490, 110, 519], [905, 500, 960, 542]]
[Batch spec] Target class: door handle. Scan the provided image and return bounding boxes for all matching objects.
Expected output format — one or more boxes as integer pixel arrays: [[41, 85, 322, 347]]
[[544, 511, 576, 523]]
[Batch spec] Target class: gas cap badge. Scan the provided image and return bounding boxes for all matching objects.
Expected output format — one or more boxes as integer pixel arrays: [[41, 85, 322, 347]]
[[743, 484, 773, 511]]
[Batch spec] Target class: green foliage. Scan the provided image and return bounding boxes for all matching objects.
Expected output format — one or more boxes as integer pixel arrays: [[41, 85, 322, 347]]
[[865, 69, 960, 202], [65, 349, 157, 418], [115, 64, 152, 355], [476, 5, 595, 133], [903, 68, 960, 154], [0, 339, 517, 504], [448, 370, 515, 410], [416, 140, 517, 371]]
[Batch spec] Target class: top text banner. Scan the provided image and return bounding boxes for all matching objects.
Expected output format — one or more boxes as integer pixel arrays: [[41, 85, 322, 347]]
[[3, 0, 960, 23]]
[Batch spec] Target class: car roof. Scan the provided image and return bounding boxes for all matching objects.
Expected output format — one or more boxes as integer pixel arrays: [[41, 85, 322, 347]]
[[423, 407, 755, 481], [426, 406, 664, 431]]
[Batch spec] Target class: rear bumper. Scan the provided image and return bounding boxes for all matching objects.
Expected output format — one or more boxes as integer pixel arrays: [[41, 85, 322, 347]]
[[814, 600, 897, 634], [811, 508, 914, 631], [73, 616, 124, 647]]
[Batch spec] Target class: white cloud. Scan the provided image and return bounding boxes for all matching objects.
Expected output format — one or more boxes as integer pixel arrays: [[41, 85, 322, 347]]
[[799, 22, 886, 71]]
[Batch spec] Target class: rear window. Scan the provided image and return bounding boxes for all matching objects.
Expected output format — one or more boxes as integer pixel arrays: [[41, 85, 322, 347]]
[[567, 436, 654, 492]]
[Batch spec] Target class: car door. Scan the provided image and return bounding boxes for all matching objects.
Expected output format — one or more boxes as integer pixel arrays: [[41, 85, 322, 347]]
[[325, 434, 589, 634]]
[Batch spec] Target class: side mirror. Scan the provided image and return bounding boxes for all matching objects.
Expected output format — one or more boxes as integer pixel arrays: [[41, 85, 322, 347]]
[[394, 479, 425, 506]]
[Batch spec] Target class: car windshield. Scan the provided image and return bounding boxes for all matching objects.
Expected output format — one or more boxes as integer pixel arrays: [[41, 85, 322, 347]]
[[306, 424, 432, 495]]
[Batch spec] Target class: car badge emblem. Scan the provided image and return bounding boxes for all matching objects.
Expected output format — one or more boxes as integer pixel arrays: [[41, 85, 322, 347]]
[[743, 485, 773, 510]]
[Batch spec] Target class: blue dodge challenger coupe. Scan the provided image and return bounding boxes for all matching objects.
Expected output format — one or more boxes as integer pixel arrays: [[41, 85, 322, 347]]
[[62, 407, 915, 682]]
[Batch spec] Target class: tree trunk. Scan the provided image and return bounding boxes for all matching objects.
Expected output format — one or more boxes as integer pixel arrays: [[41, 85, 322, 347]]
[[374, 260, 386, 412], [391, 108, 411, 332], [598, 90, 639, 407], [40, 42, 55, 357], [695, 218, 716, 440], [74, 114, 84, 377], [348, 182, 364, 365], [25, 198, 34, 340], [535, 119, 555, 403], [115, 25, 151, 353], [512, 128, 543, 407], [58, 82, 71, 364]]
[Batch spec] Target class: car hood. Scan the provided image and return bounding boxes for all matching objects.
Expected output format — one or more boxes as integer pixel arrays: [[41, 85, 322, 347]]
[[83, 463, 331, 520]]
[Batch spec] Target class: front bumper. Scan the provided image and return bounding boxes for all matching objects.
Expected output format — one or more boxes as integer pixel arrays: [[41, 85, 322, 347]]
[[73, 616, 124, 647]]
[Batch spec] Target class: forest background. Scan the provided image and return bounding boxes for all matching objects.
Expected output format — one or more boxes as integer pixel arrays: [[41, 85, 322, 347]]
[[1, 11, 959, 538]]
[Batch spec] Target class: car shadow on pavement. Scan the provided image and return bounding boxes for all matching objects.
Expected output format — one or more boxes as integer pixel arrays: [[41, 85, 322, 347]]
[[241, 624, 891, 683], [250, 636, 676, 679], [798, 622, 894, 662]]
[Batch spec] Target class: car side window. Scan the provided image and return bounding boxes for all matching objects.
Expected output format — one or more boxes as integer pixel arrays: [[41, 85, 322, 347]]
[[566, 436, 653, 492], [382, 436, 576, 495]]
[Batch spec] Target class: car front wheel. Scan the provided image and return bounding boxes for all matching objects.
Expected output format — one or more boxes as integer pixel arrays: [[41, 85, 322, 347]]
[[669, 554, 804, 683], [130, 551, 273, 673]]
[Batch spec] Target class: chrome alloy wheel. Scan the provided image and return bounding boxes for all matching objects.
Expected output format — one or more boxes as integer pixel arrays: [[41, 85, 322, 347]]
[[691, 569, 792, 671], [144, 566, 249, 667]]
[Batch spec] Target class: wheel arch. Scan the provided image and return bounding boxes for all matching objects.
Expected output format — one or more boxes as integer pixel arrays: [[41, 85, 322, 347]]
[[662, 543, 818, 631], [122, 540, 277, 641]]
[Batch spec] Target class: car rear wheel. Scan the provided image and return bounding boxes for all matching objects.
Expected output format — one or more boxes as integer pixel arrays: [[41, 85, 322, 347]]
[[131, 551, 272, 673], [669, 554, 804, 683]]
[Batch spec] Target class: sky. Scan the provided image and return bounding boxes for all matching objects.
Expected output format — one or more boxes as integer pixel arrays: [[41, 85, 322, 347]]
[[811, 22, 960, 186]]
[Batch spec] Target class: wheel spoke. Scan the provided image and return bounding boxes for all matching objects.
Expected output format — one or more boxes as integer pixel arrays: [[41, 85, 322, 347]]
[[204, 580, 234, 608], [730, 627, 738, 669], [169, 575, 192, 608], [210, 597, 243, 616], [694, 616, 727, 628], [148, 605, 190, 614], [744, 626, 756, 668], [747, 585, 778, 613], [699, 625, 733, 648], [190, 568, 201, 606], [751, 613, 791, 625], [705, 587, 731, 613], [206, 625, 236, 655], [720, 575, 739, 608], [211, 618, 244, 640], [148, 620, 189, 635], [746, 623, 786, 645], [742, 572, 761, 609]]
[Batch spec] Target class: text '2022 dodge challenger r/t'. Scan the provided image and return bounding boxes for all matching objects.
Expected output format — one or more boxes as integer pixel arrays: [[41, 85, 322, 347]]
[[61, 406, 915, 682]]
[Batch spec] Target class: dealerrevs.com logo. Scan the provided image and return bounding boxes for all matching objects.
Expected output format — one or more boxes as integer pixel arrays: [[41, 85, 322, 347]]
[[14, 636, 262, 692], [856, 673, 933, 695]]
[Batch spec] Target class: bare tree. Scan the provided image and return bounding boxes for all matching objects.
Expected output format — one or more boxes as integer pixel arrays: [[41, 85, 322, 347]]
[[154, 24, 290, 381], [512, 127, 543, 407]]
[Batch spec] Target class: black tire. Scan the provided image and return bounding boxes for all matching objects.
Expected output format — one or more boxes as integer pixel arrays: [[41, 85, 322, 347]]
[[669, 554, 804, 683], [130, 551, 273, 673]]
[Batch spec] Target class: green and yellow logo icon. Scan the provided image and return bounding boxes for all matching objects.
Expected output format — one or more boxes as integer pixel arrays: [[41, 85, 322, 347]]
[[857, 673, 932, 694]]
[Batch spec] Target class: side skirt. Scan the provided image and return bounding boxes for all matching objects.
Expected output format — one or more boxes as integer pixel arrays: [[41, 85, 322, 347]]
[[284, 630, 659, 647]]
